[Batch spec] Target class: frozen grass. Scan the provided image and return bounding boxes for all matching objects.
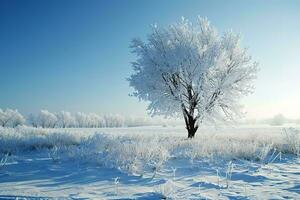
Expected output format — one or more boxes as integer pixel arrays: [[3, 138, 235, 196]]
[[0, 125, 299, 199], [0, 125, 299, 175], [0, 126, 83, 153]]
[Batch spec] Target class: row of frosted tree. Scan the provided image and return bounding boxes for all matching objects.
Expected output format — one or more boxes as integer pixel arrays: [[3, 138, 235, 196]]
[[28, 110, 127, 128], [0, 108, 166, 128]]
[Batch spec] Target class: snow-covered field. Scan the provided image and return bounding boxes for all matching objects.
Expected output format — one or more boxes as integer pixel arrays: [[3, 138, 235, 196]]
[[0, 126, 299, 199]]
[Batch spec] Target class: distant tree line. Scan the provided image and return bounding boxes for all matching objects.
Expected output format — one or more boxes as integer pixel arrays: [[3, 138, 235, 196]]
[[1, 108, 300, 128], [27, 110, 127, 128], [0, 108, 178, 128], [242, 114, 300, 126]]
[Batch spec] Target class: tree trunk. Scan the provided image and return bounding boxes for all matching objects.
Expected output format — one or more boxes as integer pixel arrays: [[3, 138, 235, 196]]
[[184, 113, 198, 138]]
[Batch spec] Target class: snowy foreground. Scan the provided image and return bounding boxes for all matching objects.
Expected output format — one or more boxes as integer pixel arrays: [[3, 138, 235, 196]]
[[0, 126, 299, 199]]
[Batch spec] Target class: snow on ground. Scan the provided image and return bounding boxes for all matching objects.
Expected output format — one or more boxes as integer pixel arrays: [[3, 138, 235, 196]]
[[0, 126, 299, 199]]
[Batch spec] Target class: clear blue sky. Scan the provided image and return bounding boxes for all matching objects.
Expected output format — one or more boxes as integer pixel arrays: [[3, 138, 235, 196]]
[[1, 0, 300, 119]]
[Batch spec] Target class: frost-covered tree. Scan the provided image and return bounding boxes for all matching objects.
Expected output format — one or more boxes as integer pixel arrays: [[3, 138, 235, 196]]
[[269, 114, 286, 126], [10, 110, 25, 127], [56, 111, 75, 128], [75, 112, 88, 128], [104, 114, 124, 127], [0, 108, 25, 127], [27, 113, 38, 128], [37, 110, 57, 128], [0, 109, 7, 127], [27, 110, 57, 128], [87, 113, 104, 128], [75, 112, 105, 128], [128, 17, 258, 138]]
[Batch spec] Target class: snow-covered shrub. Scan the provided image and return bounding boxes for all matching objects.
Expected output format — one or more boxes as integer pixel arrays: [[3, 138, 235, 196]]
[[280, 128, 300, 156], [106, 135, 170, 174], [66, 133, 170, 175], [257, 143, 272, 163]]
